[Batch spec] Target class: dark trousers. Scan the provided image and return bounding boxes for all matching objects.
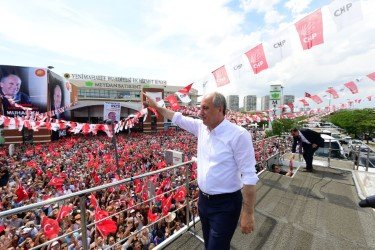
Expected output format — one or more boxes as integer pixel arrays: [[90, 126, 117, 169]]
[[303, 145, 318, 170], [198, 190, 242, 250]]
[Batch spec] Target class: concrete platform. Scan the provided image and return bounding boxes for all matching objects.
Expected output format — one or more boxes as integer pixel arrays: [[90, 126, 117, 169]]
[[164, 166, 375, 250]]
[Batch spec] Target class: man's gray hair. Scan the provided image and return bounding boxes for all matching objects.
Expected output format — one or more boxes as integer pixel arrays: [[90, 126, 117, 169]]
[[1, 74, 22, 83], [212, 92, 227, 115]]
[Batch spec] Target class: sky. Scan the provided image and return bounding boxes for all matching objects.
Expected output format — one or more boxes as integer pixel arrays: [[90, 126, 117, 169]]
[[0, 0, 374, 110]]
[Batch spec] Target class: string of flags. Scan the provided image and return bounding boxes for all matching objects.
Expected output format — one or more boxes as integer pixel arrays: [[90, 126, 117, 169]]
[[195, 0, 366, 88]]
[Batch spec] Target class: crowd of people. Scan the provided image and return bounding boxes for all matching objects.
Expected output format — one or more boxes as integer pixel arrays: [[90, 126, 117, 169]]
[[0, 124, 291, 249]]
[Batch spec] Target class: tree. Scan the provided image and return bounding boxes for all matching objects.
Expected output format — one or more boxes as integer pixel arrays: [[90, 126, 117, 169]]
[[328, 109, 375, 140]]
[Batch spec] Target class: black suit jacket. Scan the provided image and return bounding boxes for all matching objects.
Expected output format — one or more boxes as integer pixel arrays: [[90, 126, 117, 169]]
[[292, 129, 324, 153]]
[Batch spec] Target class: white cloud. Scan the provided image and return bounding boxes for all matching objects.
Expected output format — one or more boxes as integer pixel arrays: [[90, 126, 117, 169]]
[[240, 0, 282, 13], [284, 0, 313, 16]]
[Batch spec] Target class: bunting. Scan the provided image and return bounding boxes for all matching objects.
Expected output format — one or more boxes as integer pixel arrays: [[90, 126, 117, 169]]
[[295, 9, 324, 50], [245, 44, 269, 74], [212, 66, 230, 87]]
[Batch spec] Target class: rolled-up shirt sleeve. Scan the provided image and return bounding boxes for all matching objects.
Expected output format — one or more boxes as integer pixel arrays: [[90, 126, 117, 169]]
[[234, 130, 259, 185]]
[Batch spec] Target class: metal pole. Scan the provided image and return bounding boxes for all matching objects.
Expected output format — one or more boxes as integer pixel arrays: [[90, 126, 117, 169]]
[[328, 139, 332, 168], [366, 147, 370, 172], [112, 122, 120, 171], [79, 195, 89, 250], [184, 164, 190, 226]]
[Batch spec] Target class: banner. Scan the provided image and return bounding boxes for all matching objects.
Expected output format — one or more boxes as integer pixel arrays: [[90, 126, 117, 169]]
[[344, 81, 358, 94], [103, 102, 121, 122], [212, 66, 230, 87], [245, 43, 269, 74], [328, 0, 363, 31], [0, 65, 48, 117], [295, 9, 324, 50], [263, 29, 293, 67], [48, 71, 72, 120]]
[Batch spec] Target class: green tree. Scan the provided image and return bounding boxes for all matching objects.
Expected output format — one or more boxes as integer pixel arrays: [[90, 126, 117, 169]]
[[271, 118, 297, 136], [328, 109, 375, 139]]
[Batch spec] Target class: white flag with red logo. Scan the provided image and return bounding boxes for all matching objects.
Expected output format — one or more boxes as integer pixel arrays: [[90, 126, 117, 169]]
[[145, 92, 164, 106], [245, 43, 269, 74], [212, 66, 230, 87], [295, 9, 324, 50], [328, 0, 363, 31], [175, 92, 191, 103], [263, 29, 293, 67]]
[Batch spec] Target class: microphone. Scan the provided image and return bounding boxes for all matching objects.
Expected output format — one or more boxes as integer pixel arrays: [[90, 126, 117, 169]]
[[359, 195, 375, 208]]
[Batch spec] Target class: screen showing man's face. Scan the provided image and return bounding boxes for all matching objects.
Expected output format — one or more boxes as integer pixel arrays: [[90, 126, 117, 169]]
[[53, 86, 62, 109], [1, 75, 21, 97]]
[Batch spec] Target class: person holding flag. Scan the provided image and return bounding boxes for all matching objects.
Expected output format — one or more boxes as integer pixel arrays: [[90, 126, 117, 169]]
[[143, 91, 258, 250]]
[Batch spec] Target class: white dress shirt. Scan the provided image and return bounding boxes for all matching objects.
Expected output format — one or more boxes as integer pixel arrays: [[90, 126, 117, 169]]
[[299, 131, 311, 144], [172, 112, 258, 195]]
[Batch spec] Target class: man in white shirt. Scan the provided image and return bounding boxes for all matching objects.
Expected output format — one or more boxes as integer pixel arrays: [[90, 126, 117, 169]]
[[144, 92, 258, 250]]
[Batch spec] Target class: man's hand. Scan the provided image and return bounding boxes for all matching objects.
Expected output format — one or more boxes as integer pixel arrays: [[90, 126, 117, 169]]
[[312, 143, 318, 148], [240, 211, 255, 234], [142, 92, 158, 109]]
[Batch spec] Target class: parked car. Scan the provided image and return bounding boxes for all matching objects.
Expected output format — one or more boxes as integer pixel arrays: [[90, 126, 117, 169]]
[[348, 139, 363, 150], [349, 145, 375, 169], [315, 134, 346, 159], [339, 136, 352, 145]]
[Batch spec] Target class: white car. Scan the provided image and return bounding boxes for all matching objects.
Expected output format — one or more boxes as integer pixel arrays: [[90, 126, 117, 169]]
[[315, 134, 346, 159], [348, 139, 363, 150]]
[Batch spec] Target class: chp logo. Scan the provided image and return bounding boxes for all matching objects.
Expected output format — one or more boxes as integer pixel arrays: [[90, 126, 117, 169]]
[[35, 68, 46, 77]]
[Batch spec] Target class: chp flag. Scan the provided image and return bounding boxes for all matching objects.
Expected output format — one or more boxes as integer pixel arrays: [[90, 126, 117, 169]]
[[263, 29, 293, 67], [295, 9, 324, 50], [212, 65, 230, 87], [245, 43, 269, 74], [103, 102, 121, 122], [328, 0, 363, 31]]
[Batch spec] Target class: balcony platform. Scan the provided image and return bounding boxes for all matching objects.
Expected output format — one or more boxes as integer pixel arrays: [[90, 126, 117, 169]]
[[165, 164, 375, 249]]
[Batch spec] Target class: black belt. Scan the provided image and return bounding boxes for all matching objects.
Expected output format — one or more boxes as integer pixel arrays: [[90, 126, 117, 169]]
[[199, 190, 241, 200]]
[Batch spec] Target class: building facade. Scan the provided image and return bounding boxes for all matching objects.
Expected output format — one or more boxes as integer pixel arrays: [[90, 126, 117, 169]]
[[226, 95, 239, 111], [261, 95, 269, 111], [66, 73, 198, 124], [243, 95, 257, 111], [283, 95, 295, 105]]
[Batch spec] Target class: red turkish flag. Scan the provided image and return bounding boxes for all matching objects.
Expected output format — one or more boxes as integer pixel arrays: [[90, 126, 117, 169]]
[[367, 72, 375, 81], [56, 205, 73, 222], [344, 81, 359, 94], [299, 99, 309, 106], [311, 95, 323, 104], [42, 216, 60, 240], [245, 43, 269, 74], [95, 208, 117, 237], [326, 88, 339, 99], [165, 95, 180, 111], [173, 186, 187, 202], [295, 9, 324, 50], [89, 193, 98, 208], [160, 177, 171, 190], [212, 66, 230, 87], [48, 177, 65, 188], [147, 208, 158, 223], [162, 194, 173, 215], [15, 184, 29, 202], [178, 83, 193, 94]]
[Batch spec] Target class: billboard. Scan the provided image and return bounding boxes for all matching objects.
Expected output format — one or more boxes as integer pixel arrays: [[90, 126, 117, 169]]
[[48, 71, 71, 120], [269, 84, 282, 120], [0, 65, 48, 117]]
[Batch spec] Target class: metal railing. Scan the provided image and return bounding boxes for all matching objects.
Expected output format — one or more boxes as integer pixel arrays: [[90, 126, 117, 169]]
[[0, 160, 197, 250]]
